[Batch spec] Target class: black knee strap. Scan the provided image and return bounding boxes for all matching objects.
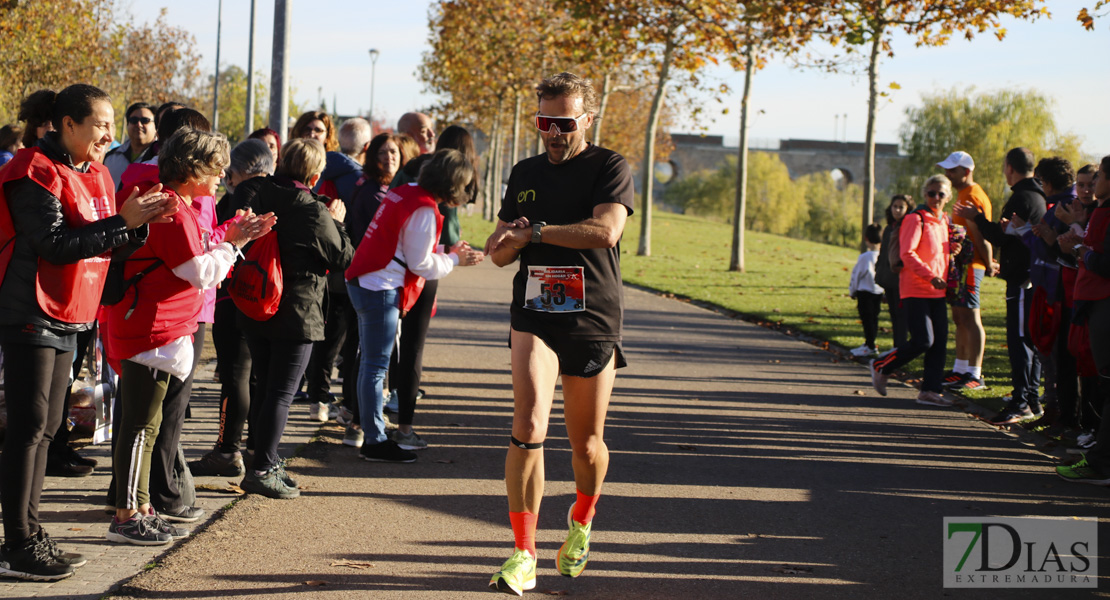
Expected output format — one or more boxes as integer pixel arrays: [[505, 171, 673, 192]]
[[511, 436, 543, 450]]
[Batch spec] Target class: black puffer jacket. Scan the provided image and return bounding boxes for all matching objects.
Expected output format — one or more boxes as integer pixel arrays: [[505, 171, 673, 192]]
[[236, 175, 352, 342], [974, 177, 1046, 285], [0, 133, 139, 346]]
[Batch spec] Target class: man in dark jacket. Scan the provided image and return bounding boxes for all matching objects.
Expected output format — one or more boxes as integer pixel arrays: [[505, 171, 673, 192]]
[[957, 147, 1046, 424]]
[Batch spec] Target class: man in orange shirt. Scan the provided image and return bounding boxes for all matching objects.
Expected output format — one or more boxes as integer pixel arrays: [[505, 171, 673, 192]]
[[938, 151, 994, 390]]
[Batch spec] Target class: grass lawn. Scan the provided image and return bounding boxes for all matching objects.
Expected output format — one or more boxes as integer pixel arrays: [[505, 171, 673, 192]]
[[459, 208, 1012, 412]]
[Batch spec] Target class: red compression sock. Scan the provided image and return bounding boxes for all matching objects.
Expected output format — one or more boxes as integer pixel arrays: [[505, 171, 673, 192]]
[[572, 490, 599, 525], [509, 511, 538, 557]]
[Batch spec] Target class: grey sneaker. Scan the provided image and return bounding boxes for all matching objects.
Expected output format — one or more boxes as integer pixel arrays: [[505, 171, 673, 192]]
[[106, 515, 172, 546], [915, 390, 953, 407], [189, 447, 245, 477], [870, 359, 889, 396], [157, 505, 204, 523], [241, 467, 300, 499], [392, 429, 428, 451], [343, 426, 364, 447], [275, 458, 298, 489], [146, 513, 189, 539]]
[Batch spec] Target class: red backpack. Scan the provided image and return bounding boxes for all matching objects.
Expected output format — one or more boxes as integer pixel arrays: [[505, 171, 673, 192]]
[[228, 231, 283, 321]]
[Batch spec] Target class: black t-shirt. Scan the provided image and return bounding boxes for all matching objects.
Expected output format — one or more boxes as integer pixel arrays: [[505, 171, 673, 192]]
[[498, 144, 635, 341]]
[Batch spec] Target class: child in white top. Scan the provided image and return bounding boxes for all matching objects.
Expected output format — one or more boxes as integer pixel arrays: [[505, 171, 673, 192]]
[[849, 224, 886, 357]]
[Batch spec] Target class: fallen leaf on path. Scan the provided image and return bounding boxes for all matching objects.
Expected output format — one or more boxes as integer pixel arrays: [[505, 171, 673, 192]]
[[226, 483, 246, 494], [331, 560, 375, 569], [435, 460, 454, 464], [772, 565, 813, 575], [677, 444, 697, 451], [305, 580, 327, 586], [543, 591, 568, 596], [853, 390, 866, 396], [445, 423, 465, 427], [68, 528, 84, 532]]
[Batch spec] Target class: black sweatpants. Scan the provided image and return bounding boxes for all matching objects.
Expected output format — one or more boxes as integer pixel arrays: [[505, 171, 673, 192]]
[[395, 278, 438, 426], [874, 297, 949, 393], [148, 324, 206, 512], [0, 344, 72, 543], [856, 291, 882, 349], [305, 292, 350, 405]]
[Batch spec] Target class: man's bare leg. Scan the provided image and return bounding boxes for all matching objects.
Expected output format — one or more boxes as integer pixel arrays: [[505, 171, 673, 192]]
[[562, 353, 615, 497], [505, 329, 559, 515]]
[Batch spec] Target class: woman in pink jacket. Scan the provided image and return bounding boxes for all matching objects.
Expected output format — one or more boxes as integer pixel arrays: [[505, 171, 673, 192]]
[[871, 174, 953, 406]]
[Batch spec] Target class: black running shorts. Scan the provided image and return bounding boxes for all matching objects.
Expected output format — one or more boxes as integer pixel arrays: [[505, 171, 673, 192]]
[[510, 323, 627, 378]]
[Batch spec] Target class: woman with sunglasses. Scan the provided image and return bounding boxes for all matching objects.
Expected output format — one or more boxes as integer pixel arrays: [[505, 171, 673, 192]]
[[871, 175, 954, 406], [104, 102, 157, 188]]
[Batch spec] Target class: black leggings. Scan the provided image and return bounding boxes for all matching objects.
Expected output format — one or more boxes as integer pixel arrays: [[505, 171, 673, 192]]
[[212, 299, 253, 452], [395, 278, 438, 426], [1, 344, 73, 543], [247, 336, 312, 473], [339, 298, 360, 425], [47, 326, 96, 460]]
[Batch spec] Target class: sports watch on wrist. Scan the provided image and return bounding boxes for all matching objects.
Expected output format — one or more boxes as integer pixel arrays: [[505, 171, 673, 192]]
[[531, 221, 546, 244]]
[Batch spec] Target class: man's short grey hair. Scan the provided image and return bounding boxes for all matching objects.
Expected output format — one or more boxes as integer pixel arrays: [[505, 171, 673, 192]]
[[339, 117, 372, 157], [228, 139, 274, 177]]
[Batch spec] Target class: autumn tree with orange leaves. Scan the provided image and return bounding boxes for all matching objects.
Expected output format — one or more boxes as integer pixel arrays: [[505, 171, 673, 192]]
[[796, 0, 1049, 248], [0, 1, 202, 137], [558, 0, 732, 257]]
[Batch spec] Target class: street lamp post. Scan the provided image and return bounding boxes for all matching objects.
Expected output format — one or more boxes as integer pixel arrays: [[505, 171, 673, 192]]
[[368, 48, 380, 128]]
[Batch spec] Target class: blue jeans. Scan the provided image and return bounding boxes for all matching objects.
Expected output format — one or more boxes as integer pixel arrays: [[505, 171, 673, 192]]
[[347, 283, 400, 444]]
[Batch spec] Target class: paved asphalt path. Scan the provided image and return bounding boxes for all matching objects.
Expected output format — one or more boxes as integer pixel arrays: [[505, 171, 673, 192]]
[[57, 259, 1110, 598]]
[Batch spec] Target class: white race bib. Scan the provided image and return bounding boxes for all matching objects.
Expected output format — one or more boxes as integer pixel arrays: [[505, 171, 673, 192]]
[[523, 266, 585, 313]]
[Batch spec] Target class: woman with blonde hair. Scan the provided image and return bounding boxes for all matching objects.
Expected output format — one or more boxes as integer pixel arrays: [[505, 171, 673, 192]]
[[871, 175, 953, 407], [236, 138, 352, 498]]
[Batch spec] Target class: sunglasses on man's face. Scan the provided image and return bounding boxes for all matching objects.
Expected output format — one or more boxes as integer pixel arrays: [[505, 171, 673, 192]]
[[128, 116, 152, 125], [535, 113, 587, 135], [926, 190, 948, 198]]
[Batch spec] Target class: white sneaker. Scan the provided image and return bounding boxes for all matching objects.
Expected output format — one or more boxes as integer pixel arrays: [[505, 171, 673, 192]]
[[309, 402, 329, 423], [850, 344, 877, 358], [342, 426, 364, 447]]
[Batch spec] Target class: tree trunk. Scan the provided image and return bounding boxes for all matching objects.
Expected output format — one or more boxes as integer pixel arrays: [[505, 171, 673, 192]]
[[730, 43, 756, 273], [511, 93, 522, 166], [862, 26, 883, 250], [637, 38, 677, 257], [593, 71, 612, 147]]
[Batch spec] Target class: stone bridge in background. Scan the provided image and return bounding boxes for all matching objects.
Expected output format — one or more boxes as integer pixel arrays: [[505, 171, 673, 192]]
[[659, 134, 905, 196]]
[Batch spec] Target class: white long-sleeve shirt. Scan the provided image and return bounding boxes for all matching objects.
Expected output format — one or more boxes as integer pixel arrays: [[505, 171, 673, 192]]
[[126, 241, 239, 379], [849, 249, 885, 297], [356, 206, 459, 292]]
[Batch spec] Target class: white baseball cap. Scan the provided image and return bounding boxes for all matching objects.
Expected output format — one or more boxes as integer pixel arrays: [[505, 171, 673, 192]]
[[937, 151, 974, 170]]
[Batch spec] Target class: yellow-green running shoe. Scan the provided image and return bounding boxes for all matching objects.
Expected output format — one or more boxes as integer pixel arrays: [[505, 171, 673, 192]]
[[556, 503, 591, 577], [489, 549, 536, 596]]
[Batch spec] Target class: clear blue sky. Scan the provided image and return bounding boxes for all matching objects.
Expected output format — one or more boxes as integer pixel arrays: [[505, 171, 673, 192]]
[[129, 1, 1109, 156]]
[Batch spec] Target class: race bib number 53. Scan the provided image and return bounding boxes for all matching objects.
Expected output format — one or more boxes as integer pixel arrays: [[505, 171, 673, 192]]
[[524, 266, 585, 313]]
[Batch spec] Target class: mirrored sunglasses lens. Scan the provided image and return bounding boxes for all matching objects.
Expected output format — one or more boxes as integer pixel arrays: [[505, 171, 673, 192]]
[[536, 116, 576, 133]]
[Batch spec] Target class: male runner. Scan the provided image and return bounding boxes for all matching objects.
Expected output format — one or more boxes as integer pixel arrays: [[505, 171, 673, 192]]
[[484, 72, 634, 596]]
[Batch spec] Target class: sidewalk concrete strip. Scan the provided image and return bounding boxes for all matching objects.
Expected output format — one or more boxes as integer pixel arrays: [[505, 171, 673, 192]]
[[3, 261, 1106, 599]]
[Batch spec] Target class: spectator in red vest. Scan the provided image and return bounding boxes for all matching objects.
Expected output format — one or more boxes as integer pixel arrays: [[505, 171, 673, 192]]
[[103, 128, 273, 546], [345, 149, 483, 463], [0, 84, 175, 580]]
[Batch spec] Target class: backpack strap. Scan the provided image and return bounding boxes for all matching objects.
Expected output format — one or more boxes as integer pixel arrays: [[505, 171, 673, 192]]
[[122, 257, 164, 320]]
